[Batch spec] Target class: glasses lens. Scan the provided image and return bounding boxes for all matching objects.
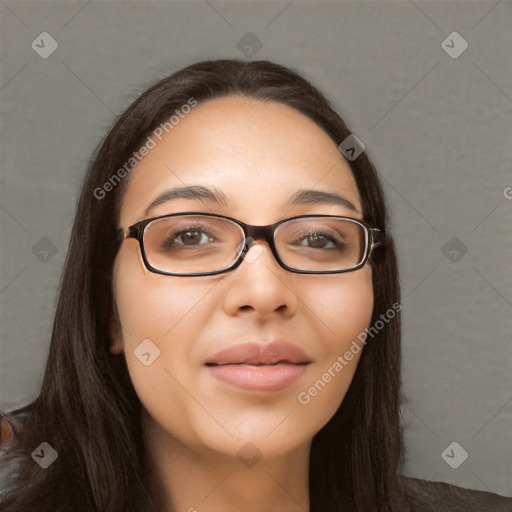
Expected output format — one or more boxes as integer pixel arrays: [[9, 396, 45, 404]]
[[275, 217, 366, 271], [143, 215, 244, 274]]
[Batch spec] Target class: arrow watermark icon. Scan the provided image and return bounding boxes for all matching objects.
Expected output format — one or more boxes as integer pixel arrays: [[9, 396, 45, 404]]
[[134, 339, 161, 366]]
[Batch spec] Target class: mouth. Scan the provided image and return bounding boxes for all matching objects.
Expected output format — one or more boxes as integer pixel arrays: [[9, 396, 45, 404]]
[[205, 361, 310, 367], [204, 340, 312, 367], [204, 340, 312, 391]]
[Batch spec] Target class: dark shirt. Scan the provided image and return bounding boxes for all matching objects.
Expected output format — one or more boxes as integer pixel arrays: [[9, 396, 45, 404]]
[[399, 474, 512, 511]]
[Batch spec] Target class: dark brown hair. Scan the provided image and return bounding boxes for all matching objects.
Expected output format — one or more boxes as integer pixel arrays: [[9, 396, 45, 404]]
[[0, 59, 404, 511]]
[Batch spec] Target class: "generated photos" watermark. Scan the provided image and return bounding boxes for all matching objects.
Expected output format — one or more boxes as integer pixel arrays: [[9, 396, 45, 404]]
[[298, 302, 402, 405], [94, 97, 198, 200]]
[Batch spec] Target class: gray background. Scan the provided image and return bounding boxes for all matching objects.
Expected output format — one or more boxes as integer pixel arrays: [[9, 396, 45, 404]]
[[1, 0, 511, 498]]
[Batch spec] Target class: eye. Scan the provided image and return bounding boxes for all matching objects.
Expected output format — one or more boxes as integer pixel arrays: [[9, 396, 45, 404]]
[[292, 230, 343, 250], [161, 225, 215, 250]]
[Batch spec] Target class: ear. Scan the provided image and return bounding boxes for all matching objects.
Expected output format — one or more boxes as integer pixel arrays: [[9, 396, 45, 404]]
[[109, 301, 124, 355]]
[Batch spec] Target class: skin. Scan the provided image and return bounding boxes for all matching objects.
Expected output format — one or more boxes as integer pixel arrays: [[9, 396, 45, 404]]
[[110, 95, 374, 512]]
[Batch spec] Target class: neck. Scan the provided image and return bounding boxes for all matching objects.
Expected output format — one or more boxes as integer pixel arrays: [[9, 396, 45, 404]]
[[143, 412, 311, 512]]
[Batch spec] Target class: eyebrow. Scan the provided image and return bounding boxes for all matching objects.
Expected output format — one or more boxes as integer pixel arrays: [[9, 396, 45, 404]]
[[143, 185, 360, 217]]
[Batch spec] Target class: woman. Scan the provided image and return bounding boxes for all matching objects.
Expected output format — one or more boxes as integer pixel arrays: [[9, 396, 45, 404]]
[[1, 59, 510, 512]]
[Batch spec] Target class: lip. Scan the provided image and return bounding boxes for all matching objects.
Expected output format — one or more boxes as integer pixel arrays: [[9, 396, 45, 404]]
[[205, 340, 312, 366], [204, 341, 312, 391]]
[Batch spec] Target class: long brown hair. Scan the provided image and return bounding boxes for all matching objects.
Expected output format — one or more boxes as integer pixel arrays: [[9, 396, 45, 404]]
[[0, 59, 403, 511]]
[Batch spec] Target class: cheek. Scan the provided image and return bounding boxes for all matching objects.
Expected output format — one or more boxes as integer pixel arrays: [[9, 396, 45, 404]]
[[310, 265, 374, 350], [111, 241, 214, 404], [295, 267, 374, 424], [113, 240, 214, 338]]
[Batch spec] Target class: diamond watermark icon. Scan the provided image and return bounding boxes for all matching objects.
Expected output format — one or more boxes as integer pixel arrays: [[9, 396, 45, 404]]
[[236, 32, 263, 59], [441, 441, 468, 469], [237, 442, 262, 468], [32, 237, 58, 263], [134, 338, 161, 366], [339, 134, 365, 161], [31, 32, 59, 59], [31, 442, 58, 469], [441, 32, 468, 59], [442, 237, 468, 263]]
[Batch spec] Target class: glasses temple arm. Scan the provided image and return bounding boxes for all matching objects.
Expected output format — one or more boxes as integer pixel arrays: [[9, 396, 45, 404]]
[[370, 228, 386, 247]]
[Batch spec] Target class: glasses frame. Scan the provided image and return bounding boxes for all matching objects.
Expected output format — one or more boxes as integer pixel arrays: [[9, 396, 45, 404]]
[[115, 211, 385, 277]]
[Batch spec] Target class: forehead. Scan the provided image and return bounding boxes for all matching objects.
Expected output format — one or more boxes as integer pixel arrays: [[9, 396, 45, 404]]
[[119, 96, 361, 225]]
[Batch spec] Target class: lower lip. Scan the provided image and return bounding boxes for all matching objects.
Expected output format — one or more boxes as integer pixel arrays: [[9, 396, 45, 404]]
[[205, 363, 308, 391]]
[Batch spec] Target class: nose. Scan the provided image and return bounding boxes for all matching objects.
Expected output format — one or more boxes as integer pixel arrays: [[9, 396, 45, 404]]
[[223, 237, 299, 319]]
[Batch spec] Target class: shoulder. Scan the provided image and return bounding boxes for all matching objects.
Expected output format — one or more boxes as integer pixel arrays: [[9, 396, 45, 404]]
[[397, 474, 512, 512]]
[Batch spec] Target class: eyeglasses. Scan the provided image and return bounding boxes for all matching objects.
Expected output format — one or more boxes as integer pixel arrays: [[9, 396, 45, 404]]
[[115, 212, 384, 277]]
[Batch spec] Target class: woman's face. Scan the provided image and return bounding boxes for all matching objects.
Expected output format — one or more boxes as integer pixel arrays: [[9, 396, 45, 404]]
[[111, 95, 374, 461]]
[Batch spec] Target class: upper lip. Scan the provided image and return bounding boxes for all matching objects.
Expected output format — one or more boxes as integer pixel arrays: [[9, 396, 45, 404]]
[[205, 341, 312, 366]]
